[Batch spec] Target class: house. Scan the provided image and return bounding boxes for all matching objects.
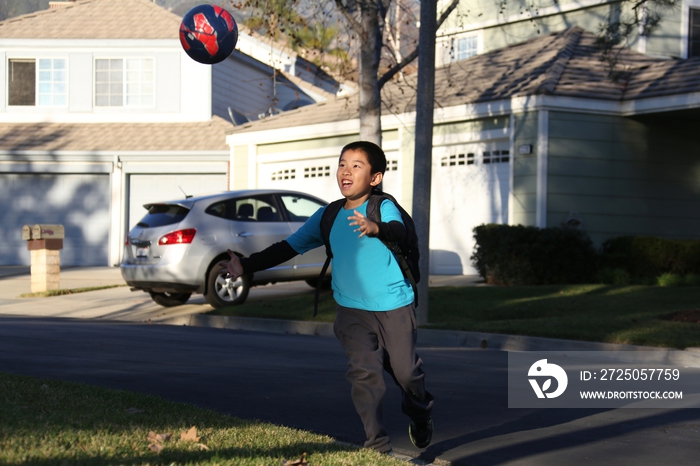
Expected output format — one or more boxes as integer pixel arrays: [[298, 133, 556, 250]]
[[226, 26, 700, 275], [435, 0, 700, 63], [0, 0, 339, 267]]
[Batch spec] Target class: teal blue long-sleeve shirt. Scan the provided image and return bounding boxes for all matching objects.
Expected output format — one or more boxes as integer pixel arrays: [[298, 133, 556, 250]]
[[286, 199, 414, 311]]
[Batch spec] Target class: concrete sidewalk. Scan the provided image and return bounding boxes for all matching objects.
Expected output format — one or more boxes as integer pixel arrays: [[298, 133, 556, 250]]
[[0, 266, 125, 299]]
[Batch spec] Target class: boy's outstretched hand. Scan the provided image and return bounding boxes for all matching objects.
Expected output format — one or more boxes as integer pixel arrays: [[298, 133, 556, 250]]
[[348, 210, 379, 238], [218, 249, 244, 280]]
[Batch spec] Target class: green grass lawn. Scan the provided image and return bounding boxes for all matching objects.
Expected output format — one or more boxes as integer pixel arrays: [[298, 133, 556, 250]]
[[212, 284, 700, 349], [0, 372, 402, 465]]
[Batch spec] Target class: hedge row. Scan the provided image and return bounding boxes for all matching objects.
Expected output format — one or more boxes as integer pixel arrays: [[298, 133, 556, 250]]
[[601, 236, 700, 278], [471, 224, 700, 285], [471, 224, 597, 285]]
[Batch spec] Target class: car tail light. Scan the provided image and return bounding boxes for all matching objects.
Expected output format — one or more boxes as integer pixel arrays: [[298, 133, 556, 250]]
[[158, 228, 196, 245]]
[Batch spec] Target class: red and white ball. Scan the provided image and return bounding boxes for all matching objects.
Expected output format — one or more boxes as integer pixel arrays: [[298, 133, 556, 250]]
[[179, 4, 238, 65]]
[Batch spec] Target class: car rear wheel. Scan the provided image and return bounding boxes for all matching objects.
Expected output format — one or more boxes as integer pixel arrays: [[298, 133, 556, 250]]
[[206, 264, 251, 308], [149, 291, 192, 307]]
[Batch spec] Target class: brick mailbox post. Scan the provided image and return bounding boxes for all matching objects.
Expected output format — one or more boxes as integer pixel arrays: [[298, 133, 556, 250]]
[[22, 224, 65, 293]]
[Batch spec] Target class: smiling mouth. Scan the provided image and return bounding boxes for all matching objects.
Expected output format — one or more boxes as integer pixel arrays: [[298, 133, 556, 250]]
[[341, 180, 352, 188]]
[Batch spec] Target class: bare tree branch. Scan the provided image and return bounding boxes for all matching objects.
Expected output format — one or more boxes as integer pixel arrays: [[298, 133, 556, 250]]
[[437, 0, 462, 31], [335, 0, 363, 35], [378, 48, 418, 88], [377, 0, 460, 89]]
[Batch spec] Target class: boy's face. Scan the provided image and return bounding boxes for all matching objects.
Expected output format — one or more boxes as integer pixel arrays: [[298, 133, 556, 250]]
[[337, 149, 382, 201]]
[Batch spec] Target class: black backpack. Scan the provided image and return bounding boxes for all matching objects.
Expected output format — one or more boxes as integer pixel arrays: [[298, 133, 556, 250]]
[[313, 188, 420, 316]]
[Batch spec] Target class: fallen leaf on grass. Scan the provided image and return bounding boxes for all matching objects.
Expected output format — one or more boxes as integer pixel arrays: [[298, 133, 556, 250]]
[[283, 452, 308, 466], [147, 431, 172, 453], [125, 407, 144, 414], [148, 443, 164, 453], [147, 431, 172, 443], [195, 443, 210, 451], [180, 426, 200, 442]]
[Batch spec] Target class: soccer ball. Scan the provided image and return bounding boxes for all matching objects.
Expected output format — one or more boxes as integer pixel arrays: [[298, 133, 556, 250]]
[[179, 4, 238, 65]]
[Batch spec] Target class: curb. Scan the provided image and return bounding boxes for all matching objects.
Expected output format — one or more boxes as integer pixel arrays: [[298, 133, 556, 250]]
[[156, 314, 700, 368], [160, 314, 336, 338]]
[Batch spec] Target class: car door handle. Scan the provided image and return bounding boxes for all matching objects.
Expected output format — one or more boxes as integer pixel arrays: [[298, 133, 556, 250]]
[[236, 232, 253, 237]]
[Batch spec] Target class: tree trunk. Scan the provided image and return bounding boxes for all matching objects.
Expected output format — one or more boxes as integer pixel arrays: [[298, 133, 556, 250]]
[[412, 0, 437, 326], [358, 1, 383, 145]]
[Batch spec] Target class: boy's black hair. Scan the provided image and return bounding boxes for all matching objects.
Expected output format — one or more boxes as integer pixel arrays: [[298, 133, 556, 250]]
[[340, 141, 387, 175]]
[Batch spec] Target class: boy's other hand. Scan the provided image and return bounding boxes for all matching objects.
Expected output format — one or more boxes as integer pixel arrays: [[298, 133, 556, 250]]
[[349, 210, 379, 238], [218, 249, 244, 280]]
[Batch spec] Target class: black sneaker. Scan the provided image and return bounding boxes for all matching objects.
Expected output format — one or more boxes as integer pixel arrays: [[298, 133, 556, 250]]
[[409, 418, 433, 449]]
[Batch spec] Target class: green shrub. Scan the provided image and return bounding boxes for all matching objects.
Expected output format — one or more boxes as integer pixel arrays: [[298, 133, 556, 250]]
[[471, 224, 597, 285], [657, 272, 684, 287], [657, 273, 700, 287], [597, 267, 632, 285], [601, 236, 700, 279], [684, 274, 700, 286], [471, 227, 700, 287]]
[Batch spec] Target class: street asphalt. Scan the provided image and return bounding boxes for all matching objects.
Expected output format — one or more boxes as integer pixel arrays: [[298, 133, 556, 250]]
[[1, 267, 699, 465]]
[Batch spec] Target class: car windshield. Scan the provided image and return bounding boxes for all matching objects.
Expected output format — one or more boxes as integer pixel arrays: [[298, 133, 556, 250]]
[[136, 204, 190, 228], [279, 194, 325, 222]]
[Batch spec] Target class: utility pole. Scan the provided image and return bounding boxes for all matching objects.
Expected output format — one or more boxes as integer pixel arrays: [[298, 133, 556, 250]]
[[412, 0, 437, 326]]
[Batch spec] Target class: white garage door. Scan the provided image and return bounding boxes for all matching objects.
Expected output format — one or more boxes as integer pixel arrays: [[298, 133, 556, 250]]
[[0, 173, 110, 266], [128, 174, 227, 230], [258, 157, 338, 202], [430, 142, 510, 274], [258, 151, 403, 204]]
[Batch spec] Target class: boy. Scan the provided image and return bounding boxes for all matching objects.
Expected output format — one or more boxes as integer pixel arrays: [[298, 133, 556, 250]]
[[219, 141, 434, 454]]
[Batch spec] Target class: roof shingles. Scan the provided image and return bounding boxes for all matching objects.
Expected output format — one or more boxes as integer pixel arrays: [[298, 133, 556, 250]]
[[0, 117, 232, 152], [0, 0, 181, 40], [230, 26, 700, 134]]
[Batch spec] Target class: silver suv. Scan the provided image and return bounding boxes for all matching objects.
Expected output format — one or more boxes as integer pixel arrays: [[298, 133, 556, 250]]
[[121, 189, 328, 308]]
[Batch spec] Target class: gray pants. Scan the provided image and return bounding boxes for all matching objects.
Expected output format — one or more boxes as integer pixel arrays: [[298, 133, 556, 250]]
[[333, 304, 434, 452]]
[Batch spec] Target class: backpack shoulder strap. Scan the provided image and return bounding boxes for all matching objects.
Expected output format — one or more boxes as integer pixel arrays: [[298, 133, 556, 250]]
[[314, 199, 344, 317], [320, 199, 345, 258], [366, 188, 397, 223]]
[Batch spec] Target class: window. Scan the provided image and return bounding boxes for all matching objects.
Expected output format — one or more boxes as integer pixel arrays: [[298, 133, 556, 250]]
[[303, 166, 331, 178], [271, 168, 296, 181], [690, 9, 700, 57], [441, 153, 473, 166], [205, 195, 281, 222], [454, 36, 478, 61], [38, 59, 67, 106], [136, 204, 190, 228], [483, 150, 510, 164], [95, 58, 154, 107], [387, 160, 399, 171], [279, 194, 325, 222], [440, 149, 510, 166], [8, 59, 34, 106], [8, 58, 66, 106]]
